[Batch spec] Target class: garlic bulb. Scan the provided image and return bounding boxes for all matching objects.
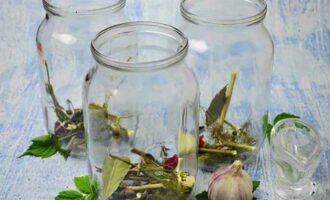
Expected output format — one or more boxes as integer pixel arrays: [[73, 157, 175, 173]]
[[208, 160, 253, 200]]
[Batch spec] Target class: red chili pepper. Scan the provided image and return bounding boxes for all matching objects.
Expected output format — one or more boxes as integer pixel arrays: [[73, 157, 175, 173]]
[[163, 154, 178, 169], [199, 135, 206, 147]]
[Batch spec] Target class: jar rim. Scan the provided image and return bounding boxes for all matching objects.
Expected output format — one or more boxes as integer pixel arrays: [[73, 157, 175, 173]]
[[270, 118, 324, 148], [91, 21, 189, 72], [180, 0, 267, 26], [42, 0, 125, 16]]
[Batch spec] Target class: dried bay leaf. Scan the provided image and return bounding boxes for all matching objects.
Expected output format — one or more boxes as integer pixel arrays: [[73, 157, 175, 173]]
[[206, 85, 227, 127], [102, 155, 131, 199]]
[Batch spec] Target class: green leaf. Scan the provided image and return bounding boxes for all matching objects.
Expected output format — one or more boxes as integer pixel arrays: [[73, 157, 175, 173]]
[[262, 114, 269, 131], [294, 122, 311, 132], [58, 148, 71, 160], [84, 193, 96, 200], [54, 190, 84, 200], [195, 191, 209, 200], [252, 180, 260, 192], [19, 134, 61, 159], [266, 124, 273, 144], [102, 155, 131, 199], [74, 176, 92, 194], [273, 113, 300, 125], [206, 85, 227, 127], [91, 178, 99, 196], [55, 175, 98, 200]]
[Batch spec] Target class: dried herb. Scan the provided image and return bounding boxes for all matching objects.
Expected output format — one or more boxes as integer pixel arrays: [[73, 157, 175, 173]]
[[21, 60, 85, 160], [102, 154, 131, 198], [199, 71, 256, 162], [55, 175, 98, 200], [206, 85, 227, 127], [101, 147, 195, 199], [88, 102, 134, 142]]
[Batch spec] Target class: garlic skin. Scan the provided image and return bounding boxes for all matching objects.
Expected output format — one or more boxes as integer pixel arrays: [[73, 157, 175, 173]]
[[208, 160, 253, 200]]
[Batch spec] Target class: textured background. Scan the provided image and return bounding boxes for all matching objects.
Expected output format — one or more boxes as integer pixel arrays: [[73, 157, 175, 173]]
[[0, 0, 329, 199]]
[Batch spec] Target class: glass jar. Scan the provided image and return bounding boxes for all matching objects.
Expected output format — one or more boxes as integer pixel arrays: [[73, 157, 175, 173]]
[[83, 22, 199, 200], [36, 0, 128, 155], [179, 0, 274, 170]]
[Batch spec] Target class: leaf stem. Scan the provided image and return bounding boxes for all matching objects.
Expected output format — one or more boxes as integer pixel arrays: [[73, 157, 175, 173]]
[[131, 148, 146, 157], [215, 142, 255, 151], [224, 120, 239, 132], [109, 153, 134, 166], [58, 131, 78, 141], [199, 148, 237, 156], [126, 183, 164, 191], [218, 71, 237, 129], [66, 135, 76, 150], [127, 176, 151, 182]]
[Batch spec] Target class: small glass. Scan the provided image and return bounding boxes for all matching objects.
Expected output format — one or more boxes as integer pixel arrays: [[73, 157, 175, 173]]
[[84, 22, 199, 200], [271, 119, 325, 200]]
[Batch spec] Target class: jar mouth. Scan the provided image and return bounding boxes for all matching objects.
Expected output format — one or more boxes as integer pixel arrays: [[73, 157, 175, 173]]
[[43, 0, 125, 16], [181, 0, 267, 26], [91, 21, 189, 72]]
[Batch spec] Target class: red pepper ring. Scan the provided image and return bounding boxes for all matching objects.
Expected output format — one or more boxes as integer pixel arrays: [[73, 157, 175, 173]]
[[199, 135, 206, 147], [163, 154, 179, 169]]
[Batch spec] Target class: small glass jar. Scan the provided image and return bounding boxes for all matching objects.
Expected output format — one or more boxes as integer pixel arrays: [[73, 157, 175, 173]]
[[36, 0, 127, 154], [271, 119, 325, 200], [84, 22, 199, 200], [179, 0, 274, 170]]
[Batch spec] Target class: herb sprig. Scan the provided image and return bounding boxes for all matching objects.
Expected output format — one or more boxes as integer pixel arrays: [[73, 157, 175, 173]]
[[19, 134, 70, 159], [101, 147, 194, 199], [264, 112, 300, 143], [20, 58, 86, 159], [55, 175, 98, 200], [199, 71, 256, 162]]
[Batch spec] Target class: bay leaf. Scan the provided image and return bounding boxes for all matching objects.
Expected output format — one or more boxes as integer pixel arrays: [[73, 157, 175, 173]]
[[102, 155, 130, 199], [206, 85, 227, 127]]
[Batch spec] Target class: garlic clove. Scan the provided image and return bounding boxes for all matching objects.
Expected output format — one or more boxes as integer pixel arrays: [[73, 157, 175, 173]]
[[177, 130, 197, 155]]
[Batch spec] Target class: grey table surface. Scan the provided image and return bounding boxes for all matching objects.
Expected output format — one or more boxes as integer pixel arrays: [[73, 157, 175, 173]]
[[0, 0, 329, 199]]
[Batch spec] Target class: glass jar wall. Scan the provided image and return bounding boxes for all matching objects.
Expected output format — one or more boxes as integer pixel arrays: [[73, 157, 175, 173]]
[[84, 22, 199, 200], [36, 0, 128, 155], [179, 0, 274, 170]]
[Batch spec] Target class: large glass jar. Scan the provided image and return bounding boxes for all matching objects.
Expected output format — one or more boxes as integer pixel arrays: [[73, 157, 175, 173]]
[[83, 22, 199, 200], [179, 0, 274, 170], [36, 0, 127, 155]]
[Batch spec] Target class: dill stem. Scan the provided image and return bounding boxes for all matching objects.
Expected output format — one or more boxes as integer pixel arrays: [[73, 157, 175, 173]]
[[199, 148, 237, 156], [218, 71, 237, 129], [126, 183, 164, 191]]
